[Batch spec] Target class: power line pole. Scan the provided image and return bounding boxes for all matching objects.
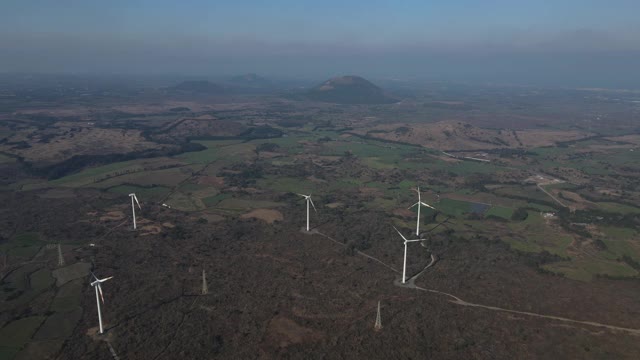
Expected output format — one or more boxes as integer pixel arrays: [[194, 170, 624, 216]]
[[201, 269, 208, 295], [374, 301, 382, 331], [57, 244, 65, 267]]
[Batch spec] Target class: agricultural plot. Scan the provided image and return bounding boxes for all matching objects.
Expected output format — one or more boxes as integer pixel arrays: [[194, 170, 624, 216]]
[[0, 316, 46, 356], [33, 309, 82, 340], [202, 193, 232, 208], [215, 198, 284, 210], [108, 184, 171, 202], [492, 185, 556, 206], [257, 176, 317, 194], [49, 157, 185, 187], [597, 202, 640, 214], [165, 191, 206, 212], [0, 233, 43, 263], [485, 205, 514, 219], [50, 280, 83, 313], [543, 259, 638, 282], [0, 153, 15, 163], [436, 198, 490, 217], [601, 238, 640, 262], [93, 166, 198, 189], [504, 211, 572, 257], [177, 140, 255, 164], [29, 269, 54, 291]]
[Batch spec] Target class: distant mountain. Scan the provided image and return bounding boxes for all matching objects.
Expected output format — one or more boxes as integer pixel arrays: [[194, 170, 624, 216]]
[[307, 75, 398, 104], [228, 73, 272, 87], [169, 80, 226, 94]]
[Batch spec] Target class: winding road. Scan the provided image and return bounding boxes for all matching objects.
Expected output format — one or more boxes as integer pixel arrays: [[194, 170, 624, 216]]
[[313, 229, 640, 336]]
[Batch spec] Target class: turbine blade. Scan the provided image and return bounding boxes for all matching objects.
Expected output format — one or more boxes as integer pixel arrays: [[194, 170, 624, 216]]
[[98, 284, 105, 304], [408, 202, 418, 209], [392, 226, 408, 241], [296, 193, 307, 197], [134, 194, 141, 209], [90, 271, 98, 281], [309, 198, 317, 212], [420, 202, 436, 210], [101, 276, 114, 282]]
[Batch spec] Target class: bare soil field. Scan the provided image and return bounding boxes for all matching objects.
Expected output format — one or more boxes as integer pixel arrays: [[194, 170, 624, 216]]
[[240, 209, 284, 223], [355, 121, 591, 150], [0, 125, 161, 164]]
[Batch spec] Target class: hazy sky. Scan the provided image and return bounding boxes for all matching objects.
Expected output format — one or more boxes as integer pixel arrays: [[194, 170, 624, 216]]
[[2, 0, 640, 88]]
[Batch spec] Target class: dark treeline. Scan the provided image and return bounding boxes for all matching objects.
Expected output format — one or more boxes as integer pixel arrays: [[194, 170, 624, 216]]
[[21, 142, 206, 180], [186, 125, 284, 142]]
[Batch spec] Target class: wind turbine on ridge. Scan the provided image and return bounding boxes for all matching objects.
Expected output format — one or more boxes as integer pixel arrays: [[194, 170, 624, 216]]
[[408, 187, 436, 236], [90, 272, 113, 334], [393, 226, 425, 284], [129, 193, 141, 230], [297, 193, 316, 231]]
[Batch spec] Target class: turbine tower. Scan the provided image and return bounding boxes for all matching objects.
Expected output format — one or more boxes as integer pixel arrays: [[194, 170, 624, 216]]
[[408, 187, 436, 236], [374, 300, 382, 331], [129, 193, 141, 230], [90, 272, 113, 334], [393, 226, 425, 284], [297, 193, 317, 231], [201, 269, 208, 295], [57, 243, 65, 267]]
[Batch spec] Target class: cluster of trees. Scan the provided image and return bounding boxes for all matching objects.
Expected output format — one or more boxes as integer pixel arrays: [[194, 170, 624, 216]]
[[27, 141, 206, 179], [510, 208, 529, 221]]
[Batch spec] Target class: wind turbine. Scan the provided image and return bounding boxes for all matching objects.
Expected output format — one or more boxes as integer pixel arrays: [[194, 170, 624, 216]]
[[129, 193, 141, 230], [297, 193, 316, 231], [393, 226, 425, 284], [90, 272, 113, 334], [408, 187, 436, 236]]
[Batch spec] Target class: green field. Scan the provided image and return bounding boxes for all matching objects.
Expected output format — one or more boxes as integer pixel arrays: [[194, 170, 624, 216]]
[[0, 316, 46, 352], [50, 280, 83, 313], [49, 158, 184, 187], [166, 191, 205, 212], [597, 202, 640, 214], [602, 238, 640, 262], [543, 259, 638, 282], [33, 309, 82, 340], [0, 153, 15, 164], [108, 184, 171, 201], [216, 198, 283, 210], [257, 176, 316, 194], [485, 205, 514, 219], [436, 198, 490, 217], [177, 140, 255, 164], [600, 226, 637, 240], [29, 269, 54, 291], [93, 166, 197, 189], [203, 193, 232, 207], [0, 233, 43, 262]]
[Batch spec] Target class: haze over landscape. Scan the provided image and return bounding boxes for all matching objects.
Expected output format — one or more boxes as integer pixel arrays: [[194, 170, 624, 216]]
[[2, 0, 640, 88], [1, 2, 640, 360]]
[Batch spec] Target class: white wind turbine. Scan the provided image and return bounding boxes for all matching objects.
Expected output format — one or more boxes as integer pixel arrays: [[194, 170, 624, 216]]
[[297, 193, 317, 231], [393, 226, 425, 284], [90, 272, 113, 334], [129, 193, 141, 230], [408, 187, 436, 236]]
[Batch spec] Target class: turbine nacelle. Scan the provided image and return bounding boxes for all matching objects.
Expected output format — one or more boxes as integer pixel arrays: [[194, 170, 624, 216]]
[[393, 226, 425, 244], [297, 193, 316, 212], [408, 201, 436, 210], [129, 193, 141, 209]]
